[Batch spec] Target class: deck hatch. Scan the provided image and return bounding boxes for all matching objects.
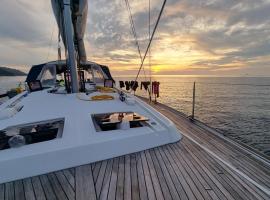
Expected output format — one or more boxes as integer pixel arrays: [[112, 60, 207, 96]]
[[0, 118, 64, 150], [92, 112, 149, 132]]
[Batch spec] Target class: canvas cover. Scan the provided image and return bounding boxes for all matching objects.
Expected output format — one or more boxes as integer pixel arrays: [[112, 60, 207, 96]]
[[51, 0, 88, 61]]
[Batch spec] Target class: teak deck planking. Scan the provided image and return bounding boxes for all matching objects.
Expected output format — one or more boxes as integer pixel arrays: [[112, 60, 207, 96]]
[[1, 101, 270, 200]]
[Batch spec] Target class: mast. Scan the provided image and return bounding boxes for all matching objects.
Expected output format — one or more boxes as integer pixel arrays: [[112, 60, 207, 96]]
[[52, 0, 88, 93], [63, 0, 79, 93]]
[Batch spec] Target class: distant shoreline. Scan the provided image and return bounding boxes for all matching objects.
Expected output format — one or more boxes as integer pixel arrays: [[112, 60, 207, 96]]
[[0, 67, 26, 76], [0, 75, 26, 77]]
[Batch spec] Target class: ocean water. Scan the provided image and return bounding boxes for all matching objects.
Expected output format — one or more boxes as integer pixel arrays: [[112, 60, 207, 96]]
[[1, 76, 270, 157], [116, 76, 270, 157], [0, 76, 26, 103]]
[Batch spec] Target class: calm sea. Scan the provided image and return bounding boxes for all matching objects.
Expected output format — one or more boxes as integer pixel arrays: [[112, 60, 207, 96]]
[[1, 76, 270, 156], [116, 76, 270, 157]]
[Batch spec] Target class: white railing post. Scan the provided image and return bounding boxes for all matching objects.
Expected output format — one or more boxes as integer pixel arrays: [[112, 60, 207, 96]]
[[191, 81, 196, 119]]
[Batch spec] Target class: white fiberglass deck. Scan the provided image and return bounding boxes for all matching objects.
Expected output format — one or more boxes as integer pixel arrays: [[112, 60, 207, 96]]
[[0, 90, 181, 183], [0, 100, 269, 200]]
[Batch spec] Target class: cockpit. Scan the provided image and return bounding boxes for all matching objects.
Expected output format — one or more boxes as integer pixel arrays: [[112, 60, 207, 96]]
[[25, 60, 115, 93]]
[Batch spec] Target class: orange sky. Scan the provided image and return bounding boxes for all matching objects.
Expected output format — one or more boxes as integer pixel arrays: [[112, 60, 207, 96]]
[[0, 0, 270, 77]]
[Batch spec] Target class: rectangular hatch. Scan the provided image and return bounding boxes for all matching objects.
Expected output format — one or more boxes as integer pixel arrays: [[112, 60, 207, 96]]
[[92, 112, 149, 132], [0, 118, 64, 150]]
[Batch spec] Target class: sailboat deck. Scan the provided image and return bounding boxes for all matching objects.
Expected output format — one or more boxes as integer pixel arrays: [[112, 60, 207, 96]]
[[1, 101, 270, 200]]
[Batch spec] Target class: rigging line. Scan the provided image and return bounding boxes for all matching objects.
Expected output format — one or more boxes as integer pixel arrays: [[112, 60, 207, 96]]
[[132, 0, 167, 88], [125, 0, 142, 61], [46, 21, 56, 62], [148, 0, 152, 100], [124, 0, 147, 82], [46, 0, 57, 62]]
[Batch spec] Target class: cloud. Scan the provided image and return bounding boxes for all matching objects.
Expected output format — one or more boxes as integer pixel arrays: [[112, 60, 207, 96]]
[[0, 0, 54, 44], [0, 0, 58, 67], [227, 1, 270, 26], [0, 0, 269, 77]]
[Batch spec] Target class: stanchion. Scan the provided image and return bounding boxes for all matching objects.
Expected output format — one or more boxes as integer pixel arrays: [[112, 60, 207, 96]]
[[190, 81, 196, 120]]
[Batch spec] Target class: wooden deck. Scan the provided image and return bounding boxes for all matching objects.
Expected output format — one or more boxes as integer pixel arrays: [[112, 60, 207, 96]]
[[1, 101, 270, 200]]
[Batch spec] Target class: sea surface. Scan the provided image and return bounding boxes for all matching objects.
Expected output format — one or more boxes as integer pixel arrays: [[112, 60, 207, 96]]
[[1, 76, 270, 157]]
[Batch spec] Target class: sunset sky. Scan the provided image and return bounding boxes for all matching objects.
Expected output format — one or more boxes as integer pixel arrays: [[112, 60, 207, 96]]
[[0, 0, 270, 77]]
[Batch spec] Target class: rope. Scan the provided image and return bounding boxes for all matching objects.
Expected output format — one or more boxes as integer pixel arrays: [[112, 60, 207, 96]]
[[124, 0, 142, 61], [132, 0, 167, 88], [46, 21, 56, 62], [124, 0, 147, 82], [46, 0, 59, 62], [148, 0, 152, 101]]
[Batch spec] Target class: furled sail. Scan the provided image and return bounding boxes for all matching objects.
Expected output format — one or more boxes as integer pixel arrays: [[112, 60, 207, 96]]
[[51, 0, 88, 62]]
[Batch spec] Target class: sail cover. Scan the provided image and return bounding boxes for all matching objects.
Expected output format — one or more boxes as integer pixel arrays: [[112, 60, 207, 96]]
[[51, 0, 88, 62]]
